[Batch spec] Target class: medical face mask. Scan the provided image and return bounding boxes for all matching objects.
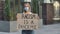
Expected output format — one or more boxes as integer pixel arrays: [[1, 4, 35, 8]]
[[24, 7, 29, 11]]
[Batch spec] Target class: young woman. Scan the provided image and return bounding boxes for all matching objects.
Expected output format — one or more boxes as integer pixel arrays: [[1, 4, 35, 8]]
[[22, 3, 34, 34]]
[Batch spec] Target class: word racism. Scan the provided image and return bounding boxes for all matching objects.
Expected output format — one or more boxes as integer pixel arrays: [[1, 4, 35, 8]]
[[17, 14, 39, 30], [22, 14, 38, 19]]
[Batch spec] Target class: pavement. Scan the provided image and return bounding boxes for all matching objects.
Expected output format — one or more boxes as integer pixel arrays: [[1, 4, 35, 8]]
[[34, 23, 60, 34], [0, 23, 60, 34]]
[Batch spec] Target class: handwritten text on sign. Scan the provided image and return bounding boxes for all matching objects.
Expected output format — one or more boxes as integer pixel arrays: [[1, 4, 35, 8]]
[[17, 13, 39, 30]]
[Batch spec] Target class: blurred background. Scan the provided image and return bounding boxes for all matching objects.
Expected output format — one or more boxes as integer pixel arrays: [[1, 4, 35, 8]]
[[0, 0, 60, 25]]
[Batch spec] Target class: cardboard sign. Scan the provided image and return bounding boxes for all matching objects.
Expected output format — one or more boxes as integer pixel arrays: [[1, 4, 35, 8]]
[[17, 13, 39, 30]]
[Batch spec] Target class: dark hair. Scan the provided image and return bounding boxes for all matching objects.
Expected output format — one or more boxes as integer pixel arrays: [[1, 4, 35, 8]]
[[24, 10, 27, 13]]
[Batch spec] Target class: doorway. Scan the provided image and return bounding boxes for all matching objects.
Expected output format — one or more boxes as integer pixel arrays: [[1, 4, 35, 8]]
[[53, 0, 60, 24]]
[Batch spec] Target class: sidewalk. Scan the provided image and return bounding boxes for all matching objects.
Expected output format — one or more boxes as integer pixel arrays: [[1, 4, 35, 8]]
[[0, 20, 60, 34], [34, 23, 60, 34]]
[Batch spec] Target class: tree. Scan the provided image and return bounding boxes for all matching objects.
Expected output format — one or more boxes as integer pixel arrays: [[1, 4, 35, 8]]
[[32, 0, 39, 13], [5, 0, 10, 21]]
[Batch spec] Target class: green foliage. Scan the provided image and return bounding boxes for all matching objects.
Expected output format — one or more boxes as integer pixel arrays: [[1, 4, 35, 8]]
[[5, 0, 10, 21], [32, 0, 39, 13], [5, 0, 16, 21]]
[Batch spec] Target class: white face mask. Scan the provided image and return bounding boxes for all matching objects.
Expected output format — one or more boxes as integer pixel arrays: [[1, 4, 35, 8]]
[[24, 7, 29, 11]]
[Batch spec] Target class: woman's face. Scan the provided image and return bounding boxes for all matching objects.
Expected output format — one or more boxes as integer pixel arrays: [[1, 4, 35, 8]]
[[24, 3, 30, 12]]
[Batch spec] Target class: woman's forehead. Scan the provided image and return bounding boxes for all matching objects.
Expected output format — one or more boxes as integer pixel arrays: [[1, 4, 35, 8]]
[[24, 3, 30, 7]]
